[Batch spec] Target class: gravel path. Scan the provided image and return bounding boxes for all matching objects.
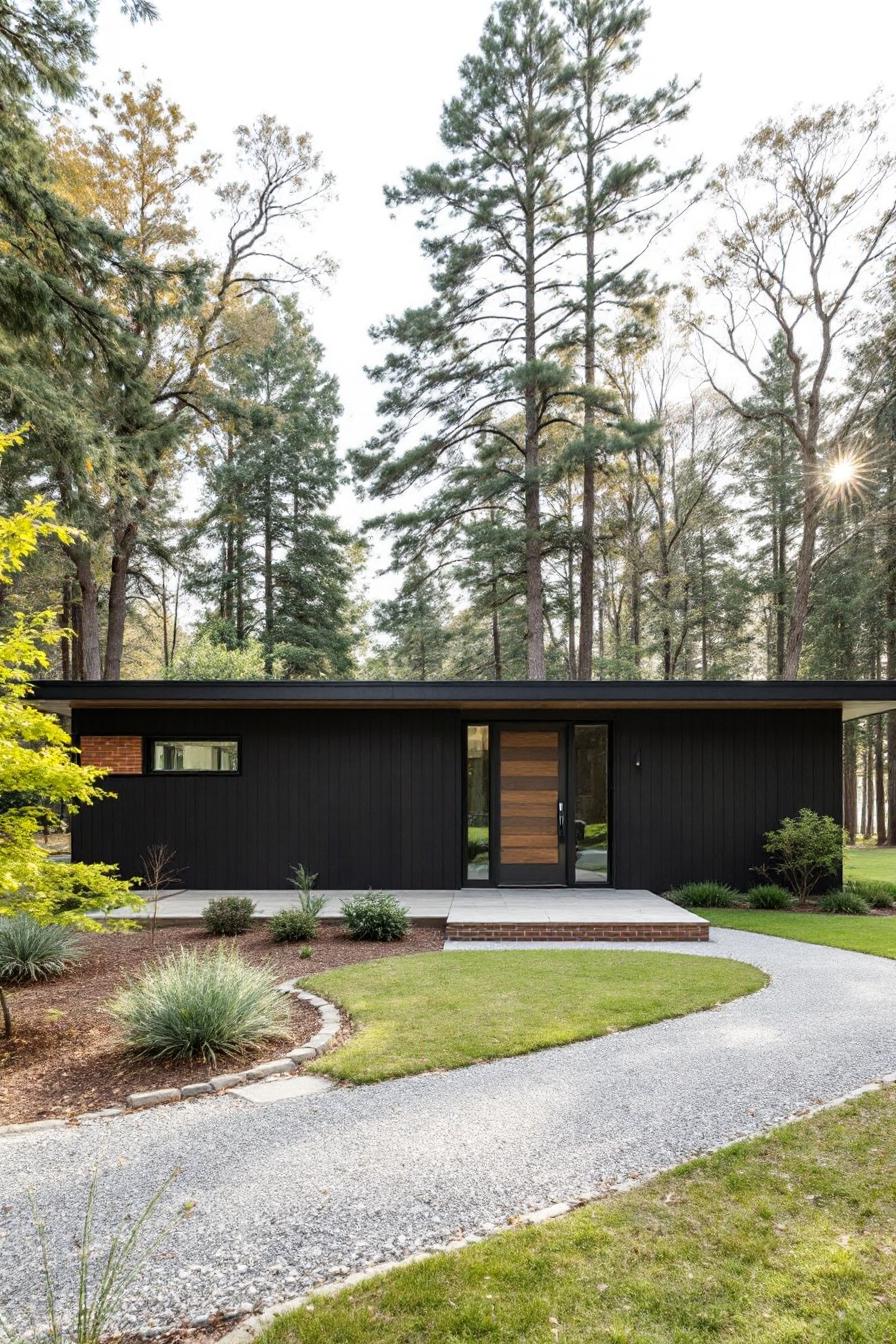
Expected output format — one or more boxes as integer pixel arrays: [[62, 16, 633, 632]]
[[3, 929, 896, 1334]]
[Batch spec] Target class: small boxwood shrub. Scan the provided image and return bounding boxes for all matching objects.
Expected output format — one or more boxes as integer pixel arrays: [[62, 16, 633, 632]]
[[270, 908, 318, 942], [0, 915, 83, 982], [817, 889, 871, 915], [845, 879, 896, 909], [342, 891, 409, 941], [746, 884, 794, 910], [202, 895, 256, 936], [109, 945, 291, 1062], [667, 881, 737, 908]]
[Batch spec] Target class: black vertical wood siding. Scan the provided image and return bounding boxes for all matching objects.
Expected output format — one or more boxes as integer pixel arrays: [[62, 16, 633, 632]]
[[72, 704, 842, 892], [72, 708, 462, 890], [610, 708, 842, 891]]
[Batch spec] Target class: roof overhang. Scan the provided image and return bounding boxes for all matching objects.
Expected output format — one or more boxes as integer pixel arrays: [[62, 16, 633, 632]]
[[27, 679, 896, 721]]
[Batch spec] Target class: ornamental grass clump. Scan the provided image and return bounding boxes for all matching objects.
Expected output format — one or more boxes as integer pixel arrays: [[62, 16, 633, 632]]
[[109, 945, 291, 1063], [845, 879, 896, 909], [746, 884, 794, 910], [667, 881, 737, 908], [817, 889, 871, 916], [0, 914, 83, 982], [342, 891, 409, 941]]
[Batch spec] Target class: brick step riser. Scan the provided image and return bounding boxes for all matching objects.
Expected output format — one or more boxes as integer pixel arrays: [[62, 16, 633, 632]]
[[446, 923, 709, 942]]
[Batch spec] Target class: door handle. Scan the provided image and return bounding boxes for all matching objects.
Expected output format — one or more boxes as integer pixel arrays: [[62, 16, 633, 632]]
[[557, 800, 566, 842]]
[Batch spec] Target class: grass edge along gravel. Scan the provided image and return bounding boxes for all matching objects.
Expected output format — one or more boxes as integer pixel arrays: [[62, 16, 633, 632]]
[[692, 908, 896, 959], [300, 949, 766, 1084], [254, 1084, 896, 1344]]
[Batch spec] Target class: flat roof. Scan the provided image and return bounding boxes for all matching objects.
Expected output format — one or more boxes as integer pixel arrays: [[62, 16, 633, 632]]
[[29, 679, 896, 721]]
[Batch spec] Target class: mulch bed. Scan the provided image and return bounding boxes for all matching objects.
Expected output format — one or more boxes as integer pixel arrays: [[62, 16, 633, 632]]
[[0, 923, 444, 1126]]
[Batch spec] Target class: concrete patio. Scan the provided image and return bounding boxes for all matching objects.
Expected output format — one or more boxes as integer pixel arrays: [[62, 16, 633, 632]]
[[115, 887, 708, 941]]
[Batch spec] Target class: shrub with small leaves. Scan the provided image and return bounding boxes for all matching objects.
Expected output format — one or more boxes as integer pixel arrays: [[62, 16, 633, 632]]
[[762, 809, 843, 904], [0, 915, 83, 983], [202, 895, 256, 936], [746, 884, 794, 910], [341, 891, 409, 941], [299, 945, 313, 960], [817, 889, 871, 915], [109, 945, 291, 1062], [845, 879, 896, 909], [667, 881, 737, 909], [270, 908, 318, 942]]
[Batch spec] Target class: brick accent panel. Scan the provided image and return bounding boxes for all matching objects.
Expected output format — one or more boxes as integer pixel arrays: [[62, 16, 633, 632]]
[[79, 735, 143, 775], [447, 921, 709, 942]]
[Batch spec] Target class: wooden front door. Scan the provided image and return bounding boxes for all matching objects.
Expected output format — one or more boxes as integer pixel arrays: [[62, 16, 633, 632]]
[[497, 728, 566, 884]]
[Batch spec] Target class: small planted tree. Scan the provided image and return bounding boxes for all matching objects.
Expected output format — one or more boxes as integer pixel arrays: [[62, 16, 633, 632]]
[[761, 809, 844, 905], [0, 430, 137, 1035]]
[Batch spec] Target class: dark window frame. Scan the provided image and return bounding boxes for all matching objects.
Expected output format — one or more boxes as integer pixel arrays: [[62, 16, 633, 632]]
[[146, 736, 242, 777], [462, 723, 492, 886], [568, 722, 611, 888]]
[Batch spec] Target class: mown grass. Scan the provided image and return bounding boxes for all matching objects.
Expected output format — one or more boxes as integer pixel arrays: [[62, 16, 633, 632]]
[[693, 908, 896, 959], [258, 1085, 896, 1343], [303, 949, 765, 1084], [845, 846, 896, 883]]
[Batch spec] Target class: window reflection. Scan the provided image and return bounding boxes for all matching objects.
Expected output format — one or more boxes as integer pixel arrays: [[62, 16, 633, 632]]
[[151, 740, 239, 773], [466, 725, 490, 881], [574, 725, 608, 882]]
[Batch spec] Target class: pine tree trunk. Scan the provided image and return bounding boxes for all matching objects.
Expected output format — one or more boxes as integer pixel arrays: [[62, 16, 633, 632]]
[[863, 736, 873, 838], [236, 522, 246, 645], [886, 459, 896, 844], [875, 714, 887, 845], [782, 478, 821, 677], [70, 550, 102, 680], [105, 523, 138, 680], [576, 70, 597, 681], [263, 476, 274, 676], [843, 721, 857, 844], [524, 226, 545, 679]]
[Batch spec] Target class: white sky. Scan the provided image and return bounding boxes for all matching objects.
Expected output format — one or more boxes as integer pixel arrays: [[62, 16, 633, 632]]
[[91, 0, 896, 601]]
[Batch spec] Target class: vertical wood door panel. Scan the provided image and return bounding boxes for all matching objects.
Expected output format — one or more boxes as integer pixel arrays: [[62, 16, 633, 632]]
[[498, 729, 565, 882]]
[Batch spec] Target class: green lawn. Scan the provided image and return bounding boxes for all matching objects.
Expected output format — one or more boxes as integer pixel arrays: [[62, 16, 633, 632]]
[[258, 1085, 896, 1343], [845, 845, 896, 883], [303, 950, 765, 1084], [692, 908, 896, 959]]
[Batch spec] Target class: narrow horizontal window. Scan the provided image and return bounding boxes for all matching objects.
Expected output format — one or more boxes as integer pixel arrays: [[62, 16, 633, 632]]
[[150, 740, 239, 774]]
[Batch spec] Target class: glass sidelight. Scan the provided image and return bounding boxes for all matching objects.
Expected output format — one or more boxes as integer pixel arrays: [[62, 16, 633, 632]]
[[466, 725, 490, 881], [573, 725, 609, 882]]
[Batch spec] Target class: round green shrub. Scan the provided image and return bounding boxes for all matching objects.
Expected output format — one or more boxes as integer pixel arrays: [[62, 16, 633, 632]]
[[202, 895, 256, 936], [341, 891, 409, 941], [109, 945, 291, 1062], [817, 889, 871, 915], [746, 884, 794, 910], [845, 879, 896, 909], [667, 881, 737, 909], [270, 908, 318, 942], [0, 915, 83, 982]]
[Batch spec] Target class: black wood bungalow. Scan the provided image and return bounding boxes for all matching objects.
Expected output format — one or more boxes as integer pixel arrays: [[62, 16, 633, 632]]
[[32, 680, 896, 894]]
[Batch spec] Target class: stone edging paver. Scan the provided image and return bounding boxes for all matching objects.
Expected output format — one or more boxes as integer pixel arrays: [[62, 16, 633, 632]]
[[216, 1071, 896, 1344], [0, 982, 341, 1137]]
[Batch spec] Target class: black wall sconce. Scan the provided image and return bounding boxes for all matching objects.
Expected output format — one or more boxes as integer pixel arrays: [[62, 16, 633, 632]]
[[634, 750, 641, 768]]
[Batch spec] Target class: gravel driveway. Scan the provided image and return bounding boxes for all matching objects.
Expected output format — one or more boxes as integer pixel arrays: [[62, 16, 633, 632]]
[[3, 929, 896, 1334]]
